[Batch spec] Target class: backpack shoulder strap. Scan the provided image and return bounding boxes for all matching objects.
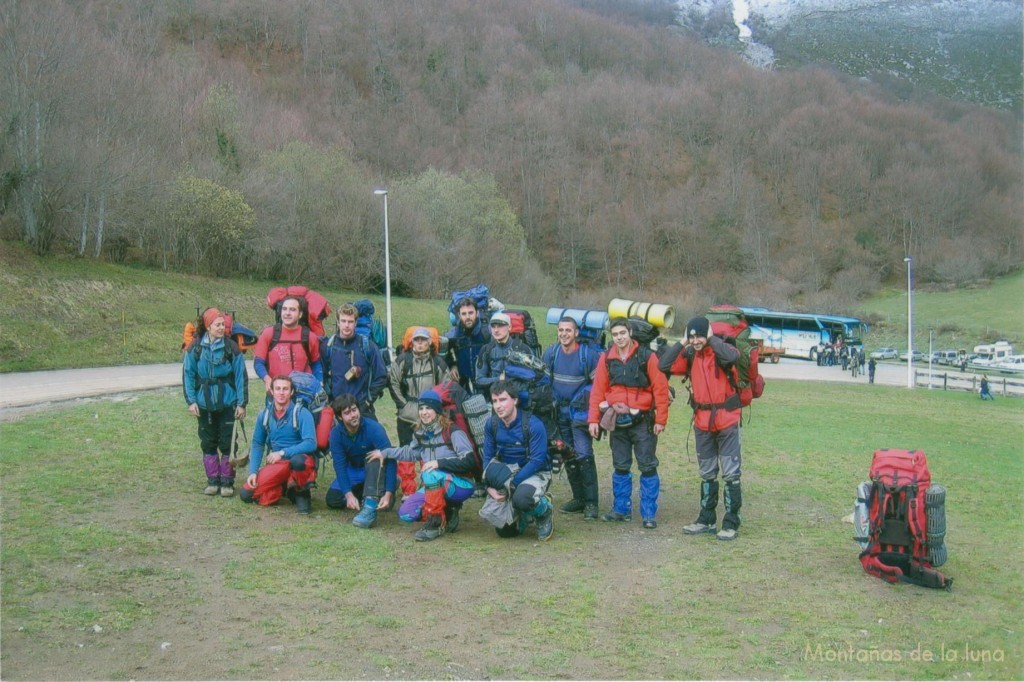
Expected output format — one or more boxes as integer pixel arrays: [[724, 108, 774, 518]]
[[400, 351, 414, 390], [269, 323, 283, 352]]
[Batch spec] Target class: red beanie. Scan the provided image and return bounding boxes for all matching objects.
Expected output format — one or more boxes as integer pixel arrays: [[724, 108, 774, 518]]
[[202, 307, 224, 330]]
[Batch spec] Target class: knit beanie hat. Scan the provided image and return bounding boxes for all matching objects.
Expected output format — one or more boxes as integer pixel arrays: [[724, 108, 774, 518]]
[[418, 389, 443, 413], [685, 316, 710, 339], [202, 307, 225, 330]]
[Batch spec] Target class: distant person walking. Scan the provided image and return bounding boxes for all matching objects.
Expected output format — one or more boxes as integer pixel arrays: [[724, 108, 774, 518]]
[[980, 376, 995, 400], [868, 358, 877, 384]]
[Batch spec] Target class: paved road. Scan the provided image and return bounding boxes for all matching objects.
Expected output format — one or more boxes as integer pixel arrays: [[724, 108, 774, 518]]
[[0, 356, 943, 416]]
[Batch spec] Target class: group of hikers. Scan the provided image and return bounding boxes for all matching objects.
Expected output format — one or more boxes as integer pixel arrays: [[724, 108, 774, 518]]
[[816, 342, 876, 382], [182, 292, 752, 543]]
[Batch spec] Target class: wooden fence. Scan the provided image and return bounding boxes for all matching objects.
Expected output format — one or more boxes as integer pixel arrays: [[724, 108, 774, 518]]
[[914, 370, 1024, 397]]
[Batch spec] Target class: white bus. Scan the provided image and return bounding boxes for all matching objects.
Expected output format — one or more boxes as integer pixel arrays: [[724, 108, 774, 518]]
[[739, 307, 867, 362]]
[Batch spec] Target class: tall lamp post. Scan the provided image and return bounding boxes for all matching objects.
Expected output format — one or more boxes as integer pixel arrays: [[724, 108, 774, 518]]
[[905, 256, 913, 389], [373, 188, 394, 362]]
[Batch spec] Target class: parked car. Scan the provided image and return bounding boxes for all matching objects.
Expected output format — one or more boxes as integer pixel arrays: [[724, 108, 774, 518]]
[[900, 350, 925, 362], [934, 350, 959, 365], [870, 347, 899, 360]]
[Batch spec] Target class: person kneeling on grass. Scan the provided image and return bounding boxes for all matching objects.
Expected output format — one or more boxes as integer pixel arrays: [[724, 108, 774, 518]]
[[479, 380, 554, 541], [366, 390, 478, 542], [324, 394, 396, 529], [239, 375, 317, 514]]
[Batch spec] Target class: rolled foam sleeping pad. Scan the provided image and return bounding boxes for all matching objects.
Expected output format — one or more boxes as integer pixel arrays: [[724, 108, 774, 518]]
[[607, 298, 674, 328], [545, 307, 609, 331]]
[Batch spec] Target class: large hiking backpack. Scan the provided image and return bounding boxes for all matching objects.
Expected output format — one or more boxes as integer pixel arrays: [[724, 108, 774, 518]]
[[502, 309, 543, 356], [855, 448, 952, 590], [434, 380, 489, 479], [182, 308, 258, 353], [353, 298, 388, 351], [706, 305, 765, 407], [266, 285, 331, 336], [448, 284, 492, 326], [627, 317, 661, 345], [400, 325, 444, 354]]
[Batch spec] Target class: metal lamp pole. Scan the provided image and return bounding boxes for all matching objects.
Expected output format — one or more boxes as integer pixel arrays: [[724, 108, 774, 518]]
[[374, 188, 394, 362], [905, 256, 913, 389]]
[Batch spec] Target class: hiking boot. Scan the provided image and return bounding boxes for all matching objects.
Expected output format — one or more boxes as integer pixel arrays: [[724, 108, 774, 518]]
[[716, 528, 738, 541], [560, 499, 586, 514], [204, 484, 220, 496], [219, 485, 235, 498], [352, 497, 379, 528], [583, 503, 599, 521], [642, 519, 657, 529], [294, 491, 312, 515], [415, 515, 444, 542], [536, 508, 554, 542], [682, 522, 716, 535], [601, 511, 631, 522], [446, 506, 461, 534], [414, 525, 443, 541]]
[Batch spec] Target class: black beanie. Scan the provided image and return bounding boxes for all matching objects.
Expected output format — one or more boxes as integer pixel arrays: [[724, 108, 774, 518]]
[[686, 316, 710, 339]]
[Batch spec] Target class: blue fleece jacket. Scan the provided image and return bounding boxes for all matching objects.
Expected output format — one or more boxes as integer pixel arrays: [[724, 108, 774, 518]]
[[248, 402, 316, 476], [482, 410, 550, 487], [328, 416, 396, 495]]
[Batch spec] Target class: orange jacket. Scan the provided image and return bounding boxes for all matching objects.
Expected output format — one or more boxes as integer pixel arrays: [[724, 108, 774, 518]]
[[664, 339, 740, 432], [587, 341, 670, 426]]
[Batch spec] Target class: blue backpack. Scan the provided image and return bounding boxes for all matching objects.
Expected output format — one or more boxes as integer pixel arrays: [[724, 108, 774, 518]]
[[448, 284, 491, 326]]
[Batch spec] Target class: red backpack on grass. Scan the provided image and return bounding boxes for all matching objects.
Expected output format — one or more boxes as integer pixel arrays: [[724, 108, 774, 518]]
[[856, 448, 952, 590]]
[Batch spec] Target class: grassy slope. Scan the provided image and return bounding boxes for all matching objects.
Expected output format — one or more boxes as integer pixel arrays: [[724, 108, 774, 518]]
[[2, 241, 1020, 372], [0, 243, 556, 372], [1, 380, 1021, 679], [857, 271, 1024, 352]]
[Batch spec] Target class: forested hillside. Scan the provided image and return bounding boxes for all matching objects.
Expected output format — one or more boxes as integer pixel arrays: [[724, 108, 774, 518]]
[[1, 0, 1020, 314]]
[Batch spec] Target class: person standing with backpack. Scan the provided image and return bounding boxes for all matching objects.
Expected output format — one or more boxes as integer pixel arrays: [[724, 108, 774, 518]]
[[587, 318, 670, 530], [388, 327, 450, 498], [475, 312, 534, 401], [253, 296, 323, 395], [183, 307, 249, 497], [543, 316, 601, 520], [444, 296, 491, 393], [659, 316, 744, 541], [321, 303, 388, 417]]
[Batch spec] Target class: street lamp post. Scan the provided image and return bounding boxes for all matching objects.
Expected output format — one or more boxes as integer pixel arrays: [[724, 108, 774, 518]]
[[905, 256, 913, 389], [374, 188, 394, 362], [928, 328, 934, 389]]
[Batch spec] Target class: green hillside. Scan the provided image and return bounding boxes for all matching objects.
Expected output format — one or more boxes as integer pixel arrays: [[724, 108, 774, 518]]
[[0, 244, 556, 372], [858, 271, 1024, 352], [2, 243, 1021, 372]]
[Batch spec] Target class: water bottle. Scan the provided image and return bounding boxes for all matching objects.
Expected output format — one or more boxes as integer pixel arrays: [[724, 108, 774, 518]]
[[853, 481, 872, 550], [925, 483, 947, 567]]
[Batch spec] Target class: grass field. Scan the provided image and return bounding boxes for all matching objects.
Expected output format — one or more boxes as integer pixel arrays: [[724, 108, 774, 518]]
[[1, 380, 1021, 679]]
